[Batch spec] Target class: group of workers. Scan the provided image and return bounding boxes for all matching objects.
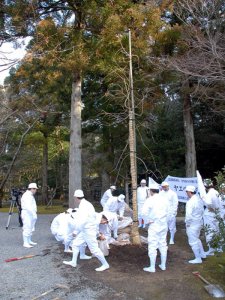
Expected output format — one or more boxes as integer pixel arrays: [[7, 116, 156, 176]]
[[19, 177, 225, 273]]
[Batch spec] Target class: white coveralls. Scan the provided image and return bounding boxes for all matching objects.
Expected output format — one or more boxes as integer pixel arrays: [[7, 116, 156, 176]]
[[142, 194, 169, 272], [51, 212, 72, 242], [21, 190, 37, 245], [99, 211, 119, 242], [51, 212, 78, 251], [185, 194, 205, 261], [159, 189, 178, 244], [68, 199, 109, 271], [137, 186, 149, 227], [202, 188, 220, 253], [100, 189, 113, 208], [104, 196, 125, 218]]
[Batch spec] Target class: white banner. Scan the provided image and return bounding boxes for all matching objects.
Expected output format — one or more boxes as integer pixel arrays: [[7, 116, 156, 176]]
[[163, 175, 198, 203], [148, 177, 158, 186]]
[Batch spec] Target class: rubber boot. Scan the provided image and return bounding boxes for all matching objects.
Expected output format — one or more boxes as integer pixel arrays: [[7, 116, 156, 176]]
[[189, 246, 202, 264], [143, 255, 156, 273], [95, 252, 110, 271], [63, 247, 79, 267], [64, 240, 73, 253], [28, 235, 37, 246], [169, 231, 175, 245], [205, 246, 215, 256], [159, 253, 167, 271], [79, 245, 92, 260], [23, 234, 33, 248]]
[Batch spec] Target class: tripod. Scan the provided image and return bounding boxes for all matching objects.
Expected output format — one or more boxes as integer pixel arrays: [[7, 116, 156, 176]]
[[6, 196, 23, 229]]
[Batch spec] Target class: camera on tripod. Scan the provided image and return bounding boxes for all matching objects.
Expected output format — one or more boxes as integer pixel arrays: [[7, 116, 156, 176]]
[[6, 188, 24, 229], [11, 188, 22, 200]]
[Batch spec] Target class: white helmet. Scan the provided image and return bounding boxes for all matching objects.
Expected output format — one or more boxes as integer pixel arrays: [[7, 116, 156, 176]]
[[185, 185, 195, 193], [161, 181, 169, 187], [118, 194, 125, 202], [28, 183, 38, 189], [74, 189, 84, 198], [140, 179, 146, 184], [110, 185, 116, 190]]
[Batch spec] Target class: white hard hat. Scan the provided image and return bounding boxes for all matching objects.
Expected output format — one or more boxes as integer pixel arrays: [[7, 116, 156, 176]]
[[118, 194, 125, 202], [74, 189, 84, 198], [140, 179, 146, 184], [185, 185, 195, 193], [110, 185, 116, 190], [161, 181, 169, 187], [149, 183, 159, 190], [28, 183, 38, 189]]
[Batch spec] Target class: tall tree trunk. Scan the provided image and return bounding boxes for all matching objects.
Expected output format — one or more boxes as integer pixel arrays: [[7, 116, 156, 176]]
[[101, 170, 110, 197], [69, 74, 82, 207], [183, 81, 197, 177], [42, 133, 48, 205], [128, 30, 141, 245]]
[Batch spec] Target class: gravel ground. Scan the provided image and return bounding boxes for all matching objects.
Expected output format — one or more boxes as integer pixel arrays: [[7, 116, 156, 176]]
[[0, 212, 116, 300]]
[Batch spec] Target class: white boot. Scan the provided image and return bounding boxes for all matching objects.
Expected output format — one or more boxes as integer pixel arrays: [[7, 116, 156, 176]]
[[189, 258, 202, 264], [169, 231, 175, 245], [95, 252, 110, 271], [64, 241, 73, 253], [23, 235, 33, 248], [159, 253, 167, 271], [205, 247, 215, 256], [64, 248, 73, 253], [189, 246, 202, 264], [28, 235, 37, 246], [79, 245, 92, 260], [143, 255, 156, 273], [63, 248, 79, 267]]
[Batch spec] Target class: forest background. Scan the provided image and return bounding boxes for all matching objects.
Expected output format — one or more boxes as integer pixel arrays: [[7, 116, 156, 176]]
[[0, 0, 225, 210]]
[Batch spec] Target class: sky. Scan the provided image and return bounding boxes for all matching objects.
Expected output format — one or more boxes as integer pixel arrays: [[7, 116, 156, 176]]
[[0, 38, 29, 85]]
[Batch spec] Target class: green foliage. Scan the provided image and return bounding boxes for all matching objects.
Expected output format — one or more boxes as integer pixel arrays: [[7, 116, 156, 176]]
[[204, 209, 225, 252]]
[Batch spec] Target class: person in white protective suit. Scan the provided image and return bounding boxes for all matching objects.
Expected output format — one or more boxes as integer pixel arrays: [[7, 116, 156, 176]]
[[142, 183, 169, 273], [51, 209, 77, 252], [100, 185, 116, 208], [63, 189, 110, 272], [21, 183, 38, 248], [104, 194, 126, 219], [202, 178, 221, 256], [137, 179, 149, 228], [159, 181, 178, 244], [185, 185, 205, 264], [98, 210, 119, 245]]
